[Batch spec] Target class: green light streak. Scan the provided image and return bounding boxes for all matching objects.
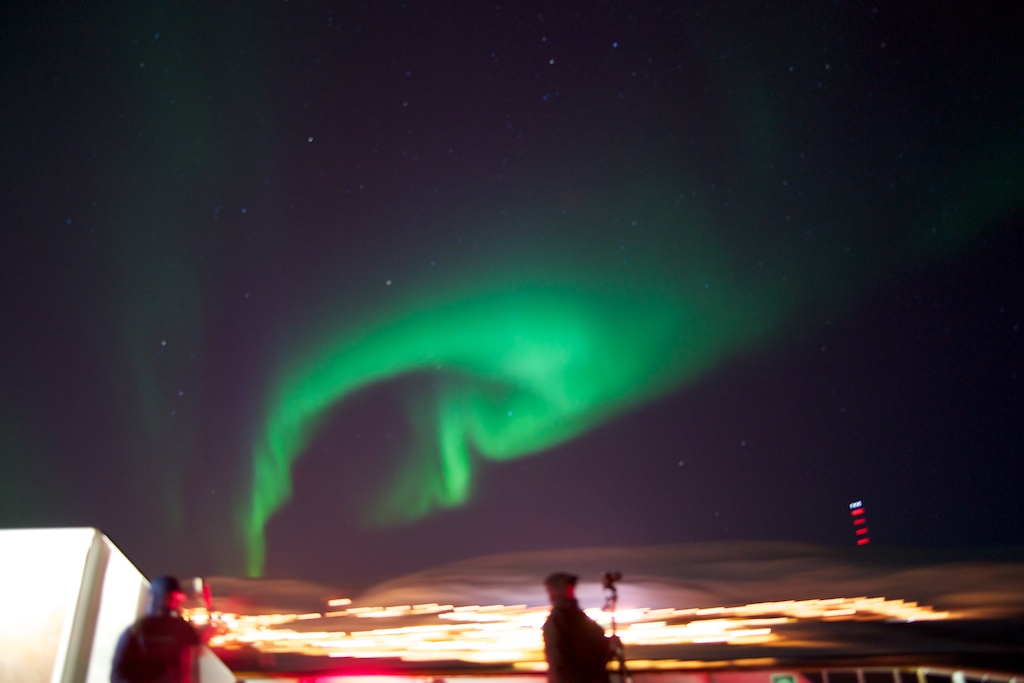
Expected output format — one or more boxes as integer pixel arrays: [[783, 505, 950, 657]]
[[240, 133, 1022, 576], [241, 271, 779, 575]]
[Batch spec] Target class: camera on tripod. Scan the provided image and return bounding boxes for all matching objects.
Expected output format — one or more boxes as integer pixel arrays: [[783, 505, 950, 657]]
[[601, 570, 623, 590]]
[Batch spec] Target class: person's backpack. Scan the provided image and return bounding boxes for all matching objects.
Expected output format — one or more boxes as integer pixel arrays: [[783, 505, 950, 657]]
[[572, 609, 613, 674], [111, 616, 196, 683]]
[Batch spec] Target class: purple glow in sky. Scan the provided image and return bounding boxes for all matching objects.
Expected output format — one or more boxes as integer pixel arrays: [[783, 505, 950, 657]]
[[0, 2, 1021, 586]]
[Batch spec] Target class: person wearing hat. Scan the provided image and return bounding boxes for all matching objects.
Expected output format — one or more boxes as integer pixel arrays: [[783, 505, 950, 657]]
[[542, 572, 614, 683], [111, 576, 202, 683]]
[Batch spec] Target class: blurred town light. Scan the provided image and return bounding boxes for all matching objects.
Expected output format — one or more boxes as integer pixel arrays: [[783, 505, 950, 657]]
[[195, 594, 950, 667]]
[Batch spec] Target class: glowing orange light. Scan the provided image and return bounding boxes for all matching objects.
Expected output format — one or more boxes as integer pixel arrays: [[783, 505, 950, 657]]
[[187, 591, 951, 669]]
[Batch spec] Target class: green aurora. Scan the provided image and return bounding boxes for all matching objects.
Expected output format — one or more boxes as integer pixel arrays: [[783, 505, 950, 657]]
[[239, 144, 1024, 577], [2, 1, 1021, 584], [239, 195, 798, 576], [236, 40, 1024, 576]]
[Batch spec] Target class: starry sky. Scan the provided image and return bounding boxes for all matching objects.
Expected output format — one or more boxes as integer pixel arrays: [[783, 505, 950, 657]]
[[1, 2, 1021, 587]]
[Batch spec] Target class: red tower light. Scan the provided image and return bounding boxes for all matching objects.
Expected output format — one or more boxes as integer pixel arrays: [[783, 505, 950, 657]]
[[849, 500, 871, 545]]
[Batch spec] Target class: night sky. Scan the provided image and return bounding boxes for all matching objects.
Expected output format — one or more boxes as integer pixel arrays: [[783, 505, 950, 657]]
[[1, 2, 1021, 588]]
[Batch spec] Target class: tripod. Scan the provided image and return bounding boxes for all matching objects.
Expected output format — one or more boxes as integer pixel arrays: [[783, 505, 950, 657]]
[[601, 571, 631, 683]]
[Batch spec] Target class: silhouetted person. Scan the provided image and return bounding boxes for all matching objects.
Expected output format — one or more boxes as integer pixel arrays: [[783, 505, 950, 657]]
[[111, 576, 201, 683], [543, 572, 613, 683]]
